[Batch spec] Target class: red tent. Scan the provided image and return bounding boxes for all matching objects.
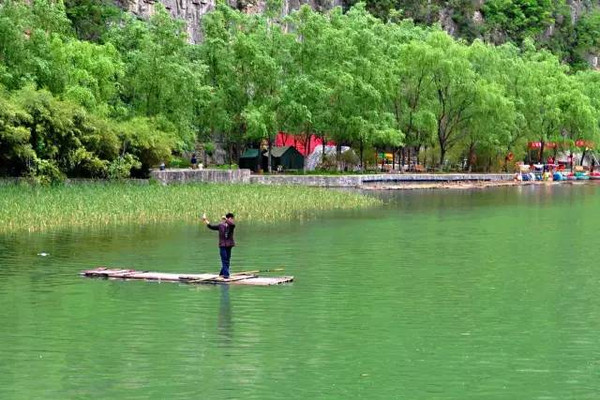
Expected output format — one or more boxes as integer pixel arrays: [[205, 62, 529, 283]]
[[528, 140, 594, 149], [275, 132, 335, 156]]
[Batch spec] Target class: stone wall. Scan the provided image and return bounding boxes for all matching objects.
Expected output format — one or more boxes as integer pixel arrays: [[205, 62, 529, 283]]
[[250, 173, 514, 187], [149, 169, 513, 186], [150, 168, 251, 184]]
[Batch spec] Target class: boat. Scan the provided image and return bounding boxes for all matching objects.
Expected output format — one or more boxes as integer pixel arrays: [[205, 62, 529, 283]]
[[589, 172, 600, 180], [81, 267, 294, 286]]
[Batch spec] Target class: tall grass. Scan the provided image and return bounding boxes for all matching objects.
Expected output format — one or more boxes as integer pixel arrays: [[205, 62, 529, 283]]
[[0, 183, 382, 233]]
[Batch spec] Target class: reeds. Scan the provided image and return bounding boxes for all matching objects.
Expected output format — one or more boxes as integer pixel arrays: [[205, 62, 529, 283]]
[[0, 183, 381, 233]]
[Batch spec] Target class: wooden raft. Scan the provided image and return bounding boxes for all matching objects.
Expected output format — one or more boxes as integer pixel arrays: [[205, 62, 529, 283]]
[[81, 267, 294, 286]]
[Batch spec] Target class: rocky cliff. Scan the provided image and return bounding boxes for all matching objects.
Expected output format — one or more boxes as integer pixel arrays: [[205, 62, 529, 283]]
[[118, 0, 342, 43]]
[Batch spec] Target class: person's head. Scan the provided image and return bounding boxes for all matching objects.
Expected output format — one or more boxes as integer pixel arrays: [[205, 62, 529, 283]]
[[225, 212, 234, 223]]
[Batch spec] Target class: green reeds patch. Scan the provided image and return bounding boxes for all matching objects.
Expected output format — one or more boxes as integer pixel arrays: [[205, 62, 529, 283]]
[[0, 183, 381, 233]]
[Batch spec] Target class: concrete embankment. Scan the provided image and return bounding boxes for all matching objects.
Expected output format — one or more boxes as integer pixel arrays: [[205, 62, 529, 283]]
[[150, 169, 514, 187]]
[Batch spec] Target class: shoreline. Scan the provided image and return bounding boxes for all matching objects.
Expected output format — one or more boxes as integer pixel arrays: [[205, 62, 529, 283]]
[[361, 180, 595, 190], [1, 171, 595, 191]]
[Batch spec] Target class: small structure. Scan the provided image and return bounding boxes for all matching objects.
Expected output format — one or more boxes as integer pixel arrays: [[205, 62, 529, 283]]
[[239, 148, 262, 172], [263, 146, 304, 171]]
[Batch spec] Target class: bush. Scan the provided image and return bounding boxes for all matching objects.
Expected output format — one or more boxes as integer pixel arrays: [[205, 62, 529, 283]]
[[107, 154, 142, 179], [168, 156, 191, 168], [29, 158, 65, 185]]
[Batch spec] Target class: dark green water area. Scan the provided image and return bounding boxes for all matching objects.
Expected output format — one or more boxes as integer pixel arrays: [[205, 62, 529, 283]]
[[1, 184, 599, 399]]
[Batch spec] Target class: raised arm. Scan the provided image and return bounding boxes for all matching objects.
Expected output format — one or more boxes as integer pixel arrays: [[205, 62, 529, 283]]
[[202, 214, 220, 230], [206, 223, 220, 231]]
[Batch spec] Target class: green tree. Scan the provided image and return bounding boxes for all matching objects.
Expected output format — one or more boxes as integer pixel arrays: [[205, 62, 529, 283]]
[[64, 0, 121, 41], [0, 90, 33, 176], [107, 6, 211, 149], [481, 0, 556, 43]]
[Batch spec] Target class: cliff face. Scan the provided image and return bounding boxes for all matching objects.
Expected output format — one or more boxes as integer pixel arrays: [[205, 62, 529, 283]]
[[118, 0, 342, 42], [117, 0, 214, 42]]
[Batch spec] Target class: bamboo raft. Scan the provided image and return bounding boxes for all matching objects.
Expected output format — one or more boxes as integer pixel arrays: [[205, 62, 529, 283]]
[[81, 267, 294, 286]]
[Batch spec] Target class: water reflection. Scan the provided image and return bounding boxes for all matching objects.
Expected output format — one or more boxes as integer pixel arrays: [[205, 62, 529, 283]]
[[217, 285, 233, 346]]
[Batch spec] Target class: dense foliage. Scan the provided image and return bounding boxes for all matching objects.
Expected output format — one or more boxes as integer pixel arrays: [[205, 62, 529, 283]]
[[353, 0, 600, 69], [0, 0, 206, 181], [1, 0, 600, 179]]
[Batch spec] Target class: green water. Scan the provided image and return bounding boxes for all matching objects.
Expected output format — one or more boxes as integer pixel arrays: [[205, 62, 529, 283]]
[[1, 184, 600, 399]]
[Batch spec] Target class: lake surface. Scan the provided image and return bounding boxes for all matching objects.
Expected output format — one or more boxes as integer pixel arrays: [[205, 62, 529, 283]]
[[1, 183, 600, 399]]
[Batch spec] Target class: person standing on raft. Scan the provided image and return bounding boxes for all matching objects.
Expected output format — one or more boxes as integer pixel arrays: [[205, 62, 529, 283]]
[[202, 212, 236, 279]]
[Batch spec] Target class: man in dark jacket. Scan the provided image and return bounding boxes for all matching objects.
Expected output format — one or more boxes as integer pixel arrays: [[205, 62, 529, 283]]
[[202, 212, 235, 278]]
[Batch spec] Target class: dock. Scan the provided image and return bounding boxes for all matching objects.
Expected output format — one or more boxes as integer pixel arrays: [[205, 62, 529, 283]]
[[81, 267, 294, 286]]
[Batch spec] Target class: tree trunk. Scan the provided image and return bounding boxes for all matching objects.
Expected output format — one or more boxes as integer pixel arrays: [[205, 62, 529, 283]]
[[439, 146, 446, 170], [322, 134, 326, 165], [267, 138, 273, 173], [359, 141, 364, 172], [467, 142, 476, 173], [400, 146, 405, 168]]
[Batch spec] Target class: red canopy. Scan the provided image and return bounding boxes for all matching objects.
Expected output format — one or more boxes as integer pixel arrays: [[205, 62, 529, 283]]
[[575, 139, 594, 148], [275, 132, 336, 156]]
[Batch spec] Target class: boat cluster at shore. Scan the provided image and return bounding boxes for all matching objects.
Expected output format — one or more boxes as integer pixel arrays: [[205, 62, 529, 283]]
[[514, 165, 599, 182]]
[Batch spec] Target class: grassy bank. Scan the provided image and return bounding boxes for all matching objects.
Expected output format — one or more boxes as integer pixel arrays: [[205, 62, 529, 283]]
[[0, 183, 382, 233]]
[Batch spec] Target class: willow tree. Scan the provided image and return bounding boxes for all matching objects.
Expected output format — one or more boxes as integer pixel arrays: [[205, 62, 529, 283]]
[[387, 36, 437, 166], [424, 32, 489, 165], [517, 48, 573, 161], [557, 76, 598, 163], [318, 5, 399, 170], [281, 6, 333, 163], [463, 40, 517, 170], [234, 1, 295, 171], [469, 42, 531, 166]]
